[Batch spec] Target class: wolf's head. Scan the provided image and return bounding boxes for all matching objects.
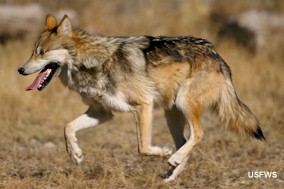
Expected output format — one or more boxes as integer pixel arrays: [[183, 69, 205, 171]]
[[18, 14, 73, 91]]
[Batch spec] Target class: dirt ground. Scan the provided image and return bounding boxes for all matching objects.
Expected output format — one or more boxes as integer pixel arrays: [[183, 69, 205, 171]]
[[0, 0, 283, 188]]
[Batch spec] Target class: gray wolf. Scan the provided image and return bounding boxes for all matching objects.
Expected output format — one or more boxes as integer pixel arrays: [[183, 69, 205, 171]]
[[18, 15, 265, 182]]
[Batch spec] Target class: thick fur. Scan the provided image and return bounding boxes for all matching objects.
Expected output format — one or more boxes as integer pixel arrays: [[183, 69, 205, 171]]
[[18, 15, 265, 182]]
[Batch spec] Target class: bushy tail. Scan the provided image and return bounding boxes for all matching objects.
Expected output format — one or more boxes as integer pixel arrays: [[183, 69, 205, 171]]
[[215, 78, 266, 141]]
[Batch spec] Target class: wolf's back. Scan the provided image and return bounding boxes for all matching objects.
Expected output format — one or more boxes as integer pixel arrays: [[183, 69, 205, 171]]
[[143, 36, 215, 65]]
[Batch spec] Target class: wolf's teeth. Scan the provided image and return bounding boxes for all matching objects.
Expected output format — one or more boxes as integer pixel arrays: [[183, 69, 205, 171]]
[[47, 69, 52, 74], [45, 69, 51, 78]]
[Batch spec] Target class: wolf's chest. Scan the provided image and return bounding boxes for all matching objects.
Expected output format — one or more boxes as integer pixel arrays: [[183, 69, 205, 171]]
[[80, 89, 134, 112], [65, 69, 133, 112]]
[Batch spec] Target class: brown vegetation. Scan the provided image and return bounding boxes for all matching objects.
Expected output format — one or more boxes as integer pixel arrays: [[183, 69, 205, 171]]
[[0, 0, 283, 188]]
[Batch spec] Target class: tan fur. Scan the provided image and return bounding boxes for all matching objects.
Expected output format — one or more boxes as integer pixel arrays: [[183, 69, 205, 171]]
[[45, 14, 57, 31], [18, 15, 265, 182]]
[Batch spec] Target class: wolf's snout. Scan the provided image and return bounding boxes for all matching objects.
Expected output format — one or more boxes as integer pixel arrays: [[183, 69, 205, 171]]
[[18, 67, 27, 75]]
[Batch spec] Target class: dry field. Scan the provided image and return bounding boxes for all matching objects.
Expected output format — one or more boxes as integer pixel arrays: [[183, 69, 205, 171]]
[[0, 0, 283, 188]]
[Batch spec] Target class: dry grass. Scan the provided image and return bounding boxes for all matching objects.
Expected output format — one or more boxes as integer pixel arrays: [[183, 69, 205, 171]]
[[0, 0, 283, 188]]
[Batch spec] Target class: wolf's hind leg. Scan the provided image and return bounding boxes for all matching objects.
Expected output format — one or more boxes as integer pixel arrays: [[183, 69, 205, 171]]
[[165, 77, 210, 180], [168, 97, 204, 166], [164, 102, 203, 182], [163, 107, 188, 181], [164, 106, 186, 150], [134, 103, 172, 156], [64, 107, 113, 164]]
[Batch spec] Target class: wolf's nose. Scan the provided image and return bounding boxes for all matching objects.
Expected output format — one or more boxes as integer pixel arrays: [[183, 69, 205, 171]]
[[18, 67, 25, 75]]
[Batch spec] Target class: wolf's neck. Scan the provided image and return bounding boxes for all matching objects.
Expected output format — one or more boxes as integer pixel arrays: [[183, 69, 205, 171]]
[[70, 30, 119, 68], [58, 30, 117, 91]]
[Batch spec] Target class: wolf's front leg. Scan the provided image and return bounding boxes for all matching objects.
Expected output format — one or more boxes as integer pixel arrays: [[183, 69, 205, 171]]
[[134, 103, 172, 156], [64, 107, 113, 164]]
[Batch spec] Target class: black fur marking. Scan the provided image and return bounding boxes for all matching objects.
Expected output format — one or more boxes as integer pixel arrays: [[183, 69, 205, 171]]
[[51, 26, 58, 34], [189, 37, 212, 46], [253, 126, 266, 141], [143, 36, 187, 64]]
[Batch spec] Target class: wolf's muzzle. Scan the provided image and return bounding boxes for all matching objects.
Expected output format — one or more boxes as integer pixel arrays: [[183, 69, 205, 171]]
[[18, 67, 28, 75]]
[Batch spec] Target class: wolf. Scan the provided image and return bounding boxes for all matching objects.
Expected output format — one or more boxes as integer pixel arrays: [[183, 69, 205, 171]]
[[18, 15, 265, 182]]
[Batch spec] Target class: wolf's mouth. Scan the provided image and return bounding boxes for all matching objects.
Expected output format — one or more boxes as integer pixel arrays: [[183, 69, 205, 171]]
[[25, 62, 59, 91]]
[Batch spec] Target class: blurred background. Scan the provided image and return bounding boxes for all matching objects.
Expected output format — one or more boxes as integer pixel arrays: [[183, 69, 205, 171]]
[[0, 0, 283, 188]]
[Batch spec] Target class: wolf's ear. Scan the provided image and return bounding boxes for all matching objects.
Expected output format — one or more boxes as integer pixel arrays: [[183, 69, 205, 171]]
[[57, 15, 72, 37], [45, 14, 57, 31]]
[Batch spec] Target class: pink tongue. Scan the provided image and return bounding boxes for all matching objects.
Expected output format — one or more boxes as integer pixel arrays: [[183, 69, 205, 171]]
[[25, 70, 48, 91]]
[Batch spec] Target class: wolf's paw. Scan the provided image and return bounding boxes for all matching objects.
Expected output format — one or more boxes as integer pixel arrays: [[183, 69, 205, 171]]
[[167, 152, 186, 167], [140, 146, 173, 156], [163, 174, 176, 182], [160, 146, 173, 156], [70, 147, 84, 164], [66, 139, 84, 164], [163, 156, 189, 182]]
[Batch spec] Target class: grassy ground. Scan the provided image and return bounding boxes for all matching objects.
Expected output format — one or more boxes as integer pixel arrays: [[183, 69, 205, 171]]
[[0, 0, 283, 188]]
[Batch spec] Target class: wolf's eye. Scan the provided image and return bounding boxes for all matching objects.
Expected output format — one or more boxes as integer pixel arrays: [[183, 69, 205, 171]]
[[36, 47, 45, 55], [39, 50, 44, 55]]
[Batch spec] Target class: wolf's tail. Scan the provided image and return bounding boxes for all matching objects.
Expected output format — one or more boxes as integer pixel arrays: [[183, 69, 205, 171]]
[[214, 75, 266, 141]]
